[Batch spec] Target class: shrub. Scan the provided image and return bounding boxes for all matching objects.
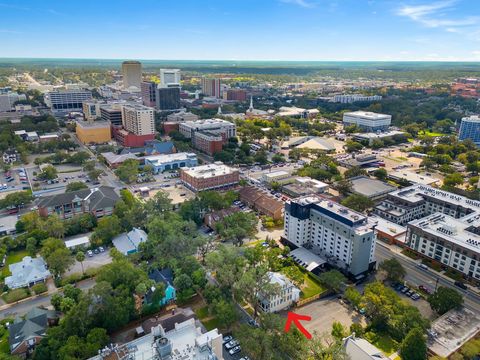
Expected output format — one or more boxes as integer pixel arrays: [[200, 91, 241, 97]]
[[3, 288, 30, 303], [31, 283, 48, 295]]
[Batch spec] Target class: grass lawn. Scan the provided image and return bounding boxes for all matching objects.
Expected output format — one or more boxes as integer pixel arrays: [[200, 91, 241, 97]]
[[1, 250, 29, 281], [364, 332, 399, 356], [300, 270, 327, 299], [194, 306, 209, 320], [422, 130, 447, 137], [203, 317, 221, 331], [194, 305, 221, 331]]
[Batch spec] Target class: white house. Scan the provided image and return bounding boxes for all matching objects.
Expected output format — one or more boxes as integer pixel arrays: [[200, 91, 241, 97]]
[[5, 256, 51, 289], [258, 272, 300, 313]]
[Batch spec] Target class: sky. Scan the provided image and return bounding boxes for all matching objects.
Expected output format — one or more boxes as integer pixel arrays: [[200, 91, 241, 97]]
[[0, 0, 479, 61]]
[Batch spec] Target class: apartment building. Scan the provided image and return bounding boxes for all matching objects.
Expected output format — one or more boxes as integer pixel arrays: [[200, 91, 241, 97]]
[[191, 131, 224, 155], [180, 162, 239, 192], [284, 196, 377, 277], [224, 89, 247, 101], [343, 111, 391, 132], [121, 103, 155, 136], [459, 115, 480, 146], [201, 77, 221, 98], [239, 186, 284, 220], [179, 119, 236, 139], [44, 90, 92, 112], [333, 94, 382, 103], [258, 272, 300, 313]]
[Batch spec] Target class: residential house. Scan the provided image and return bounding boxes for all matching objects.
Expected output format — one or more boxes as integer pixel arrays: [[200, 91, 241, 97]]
[[9, 307, 59, 358], [37, 186, 119, 220], [258, 272, 300, 313], [5, 256, 51, 289], [2, 149, 20, 164], [112, 227, 148, 255], [343, 334, 388, 360], [204, 207, 241, 229], [145, 268, 176, 306]]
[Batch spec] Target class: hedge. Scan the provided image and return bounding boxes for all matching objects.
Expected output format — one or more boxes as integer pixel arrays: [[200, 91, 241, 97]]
[[2, 288, 30, 303], [32, 283, 48, 295]]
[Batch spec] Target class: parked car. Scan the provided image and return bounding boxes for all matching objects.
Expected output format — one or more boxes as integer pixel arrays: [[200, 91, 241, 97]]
[[222, 335, 233, 344], [418, 285, 431, 294], [411, 293, 421, 300], [240, 357, 251, 360], [418, 263, 429, 270], [98, 246, 105, 253], [93, 248, 100, 255], [454, 281, 468, 290], [225, 340, 239, 350], [87, 250, 94, 257], [401, 286, 410, 294], [229, 346, 241, 355], [406, 290, 414, 297]]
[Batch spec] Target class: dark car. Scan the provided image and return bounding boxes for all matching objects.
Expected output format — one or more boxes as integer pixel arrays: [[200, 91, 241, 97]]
[[454, 281, 468, 290], [418, 285, 431, 294]]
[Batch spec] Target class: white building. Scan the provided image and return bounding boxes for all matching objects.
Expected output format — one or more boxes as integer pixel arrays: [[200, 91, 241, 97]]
[[0, 92, 27, 112], [159, 69, 181, 88], [166, 111, 199, 123], [121, 103, 155, 136], [343, 334, 388, 359], [144, 152, 198, 174], [284, 196, 377, 277], [122, 61, 142, 90], [343, 111, 391, 132], [258, 272, 300, 313], [179, 118, 236, 139], [333, 94, 382, 103], [82, 100, 103, 121], [44, 89, 93, 112]]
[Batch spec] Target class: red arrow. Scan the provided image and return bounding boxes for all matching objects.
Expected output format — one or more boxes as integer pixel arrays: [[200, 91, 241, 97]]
[[284, 311, 312, 339]]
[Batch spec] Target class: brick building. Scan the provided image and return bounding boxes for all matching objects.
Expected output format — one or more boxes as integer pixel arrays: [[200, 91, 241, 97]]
[[192, 131, 224, 155], [224, 89, 247, 101], [239, 186, 284, 220], [180, 162, 239, 192]]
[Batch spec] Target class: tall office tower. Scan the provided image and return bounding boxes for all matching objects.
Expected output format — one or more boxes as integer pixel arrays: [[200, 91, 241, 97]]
[[459, 115, 480, 146], [201, 77, 221, 98], [141, 81, 157, 107], [156, 87, 181, 111], [159, 69, 181, 88], [284, 196, 377, 277], [44, 90, 92, 112], [122, 61, 142, 90], [121, 103, 155, 136]]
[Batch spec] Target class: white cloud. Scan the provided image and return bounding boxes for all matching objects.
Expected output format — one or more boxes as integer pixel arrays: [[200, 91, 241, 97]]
[[279, 0, 315, 8], [397, 0, 480, 32]]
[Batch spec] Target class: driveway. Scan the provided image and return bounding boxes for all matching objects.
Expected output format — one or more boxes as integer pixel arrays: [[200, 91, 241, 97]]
[[65, 250, 112, 276]]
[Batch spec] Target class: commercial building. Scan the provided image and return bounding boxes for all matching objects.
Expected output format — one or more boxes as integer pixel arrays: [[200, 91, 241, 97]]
[[0, 92, 26, 112], [458, 115, 480, 146], [224, 89, 247, 101], [76, 121, 111, 144], [156, 87, 180, 110], [201, 77, 221, 98], [179, 119, 236, 139], [100, 103, 123, 126], [387, 170, 439, 186], [5, 256, 51, 289], [333, 94, 382, 103], [122, 60, 142, 90], [44, 90, 92, 112], [121, 103, 155, 136], [191, 131, 223, 155], [262, 170, 294, 185], [370, 216, 407, 247], [101, 152, 138, 168], [159, 69, 181, 88], [144, 152, 198, 174], [343, 111, 391, 132], [295, 137, 336, 152], [277, 106, 320, 119], [141, 81, 157, 107], [89, 317, 224, 360], [37, 186, 119, 220], [258, 272, 300, 313], [82, 100, 103, 121], [180, 162, 239, 192], [166, 111, 199, 123], [239, 186, 284, 220], [2, 149, 20, 164], [348, 176, 396, 200], [352, 130, 406, 145], [284, 196, 377, 277], [282, 177, 329, 198], [39, 134, 59, 143]]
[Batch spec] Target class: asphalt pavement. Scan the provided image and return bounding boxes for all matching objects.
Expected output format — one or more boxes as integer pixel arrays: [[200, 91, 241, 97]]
[[375, 242, 480, 313]]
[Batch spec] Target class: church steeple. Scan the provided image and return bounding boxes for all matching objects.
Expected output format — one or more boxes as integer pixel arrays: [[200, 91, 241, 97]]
[[217, 104, 222, 115], [249, 95, 254, 112]]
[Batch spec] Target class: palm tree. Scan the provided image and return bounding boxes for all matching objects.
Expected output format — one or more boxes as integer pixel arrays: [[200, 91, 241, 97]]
[[75, 251, 85, 274]]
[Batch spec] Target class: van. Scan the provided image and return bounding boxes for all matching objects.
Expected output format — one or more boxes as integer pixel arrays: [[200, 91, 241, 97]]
[[418, 263, 429, 270]]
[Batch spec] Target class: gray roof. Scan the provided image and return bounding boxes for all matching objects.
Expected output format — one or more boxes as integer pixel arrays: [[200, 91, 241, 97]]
[[37, 186, 119, 210], [349, 176, 396, 199], [5, 256, 51, 289], [112, 228, 148, 255], [9, 307, 58, 352], [343, 335, 388, 360]]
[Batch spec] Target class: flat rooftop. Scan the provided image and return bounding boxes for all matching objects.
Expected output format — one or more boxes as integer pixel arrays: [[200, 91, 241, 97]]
[[349, 176, 396, 198], [389, 170, 439, 185], [353, 130, 405, 139], [428, 307, 480, 358], [76, 120, 111, 129], [344, 110, 391, 120], [289, 247, 327, 271], [409, 212, 480, 253], [144, 152, 196, 164], [183, 118, 233, 126], [182, 162, 237, 178]]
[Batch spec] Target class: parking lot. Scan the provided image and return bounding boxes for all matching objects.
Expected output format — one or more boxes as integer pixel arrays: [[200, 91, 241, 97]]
[[65, 248, 112, 276], [222, 335, 248, 360], [0, 167, 31, 194]]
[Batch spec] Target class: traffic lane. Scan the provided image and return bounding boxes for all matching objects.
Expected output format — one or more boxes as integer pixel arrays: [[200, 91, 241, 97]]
[[375, 243, 480, 312]]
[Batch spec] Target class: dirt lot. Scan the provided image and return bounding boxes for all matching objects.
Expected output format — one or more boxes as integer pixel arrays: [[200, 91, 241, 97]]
[[141, 184, 195, 206], [293, 296, 366, 335]]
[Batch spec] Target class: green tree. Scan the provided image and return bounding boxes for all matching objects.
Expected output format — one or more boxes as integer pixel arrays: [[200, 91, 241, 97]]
[[344, 287, 362, 308], [443, 172, 464, 187], [272, 153, 285, 163], [428, 287, 463, 315], [373, 168, 388, 181], [211, 299, 238, 329], [399, 327, 427, 360], [215, 211, 257, 246], [38, 165, 58, 180], [44, 215, 65, 239], [341, 194, 373, 212], [0, 191, 34, 209], [91, 215, 121, 245], [40, 238, 74, 277], [115, 159, 139, 183], [319, 270, 346, 293], [335, 179, 352, 196], [75, 251, 85, 274], [331, 321, 347, 340], [379, 258, 406, 282], [65, 181, 88, 192], [344, 166, 367, 179]]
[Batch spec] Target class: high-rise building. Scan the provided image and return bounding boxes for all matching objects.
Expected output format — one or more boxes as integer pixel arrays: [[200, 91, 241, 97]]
[[121, 103, 155, 136], [44, 90, 92, 112], [201, 77, 221, 98], [159, 69, 181, 88], [82, 100, 103, 121], [100, 103, 123, 126], [121, 61, 142, 90], [141, 81, 157, 107], [459, 115, 480, 146], [224, 89, 247, 101], [0, 92, 27, 112], [284, 196, 377, 277], [156, 87, 180, 110], [343, 111, 391, 132]]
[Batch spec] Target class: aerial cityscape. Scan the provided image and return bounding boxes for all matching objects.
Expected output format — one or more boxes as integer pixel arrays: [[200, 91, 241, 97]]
[[1, 1, 480, 360]]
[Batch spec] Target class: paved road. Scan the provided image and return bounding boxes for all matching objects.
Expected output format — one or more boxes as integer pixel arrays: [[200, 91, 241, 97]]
[[375, 243, 480, 313], [0, 278, 96, 320]]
